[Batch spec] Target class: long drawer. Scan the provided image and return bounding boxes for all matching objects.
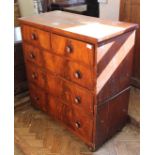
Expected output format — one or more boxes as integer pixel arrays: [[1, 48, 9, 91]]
[[43, 51, 94, 90]]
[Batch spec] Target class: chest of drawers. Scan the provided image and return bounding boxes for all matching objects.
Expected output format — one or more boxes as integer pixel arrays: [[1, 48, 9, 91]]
[[19, 11, 137, 151]]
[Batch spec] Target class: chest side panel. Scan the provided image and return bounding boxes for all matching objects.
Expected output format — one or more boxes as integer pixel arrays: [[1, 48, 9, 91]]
[[96, 31, 136, 104]]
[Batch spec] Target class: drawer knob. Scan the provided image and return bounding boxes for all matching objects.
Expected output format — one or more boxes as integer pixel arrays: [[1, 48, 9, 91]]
[[66, 46, 73, 54], [74, 71, 82, 79], [74, 96, 81, 104], [30, 53, 35, 59], [75, 122, 81, 129], [32, 73, 37, 79], [31, 33, 37, 40]]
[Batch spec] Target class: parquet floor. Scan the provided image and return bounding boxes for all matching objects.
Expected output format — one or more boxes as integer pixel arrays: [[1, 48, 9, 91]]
[[15, 96, 140, 155]]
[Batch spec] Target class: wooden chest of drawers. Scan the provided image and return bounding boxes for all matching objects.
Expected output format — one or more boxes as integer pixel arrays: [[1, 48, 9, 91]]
[[19, 11, 137, 151]]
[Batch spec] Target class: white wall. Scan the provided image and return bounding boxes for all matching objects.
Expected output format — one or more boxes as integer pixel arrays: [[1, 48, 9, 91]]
[[98, 0, 120, 21], [18, 0, 36, 17]]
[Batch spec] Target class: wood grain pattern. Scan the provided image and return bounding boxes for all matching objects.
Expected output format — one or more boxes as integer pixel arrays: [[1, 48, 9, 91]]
[[25, 62, 46, 89], [51, 33, 94, 67], [23, 43, 43, 67], [22, 25, 51, 50], [46, 71, 94, 116], [43, 51, 94, 89]]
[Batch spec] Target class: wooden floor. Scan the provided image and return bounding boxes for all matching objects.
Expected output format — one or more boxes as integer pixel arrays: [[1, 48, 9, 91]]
[[15, 87, 140, 155], [128, 87, 140, 125]]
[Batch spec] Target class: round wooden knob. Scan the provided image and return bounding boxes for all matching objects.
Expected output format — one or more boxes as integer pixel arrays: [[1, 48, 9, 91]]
[[30, 53, 35, 59], [75, 122, 81, 128], [74, 71, 82, 79], [74, 96, 81, 104], [66, 46, 72, 54], [31, 33, 37, 40], [32, 73, 37, 79]]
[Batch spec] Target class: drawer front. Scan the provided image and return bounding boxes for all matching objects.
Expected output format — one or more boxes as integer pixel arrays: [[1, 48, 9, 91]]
[[43, 51, 64, 76], [46, 72, 94, 116], [65, 61, 94, 90], [22, 25, 50, 50], [23, 43, 43, 66], [51, 34, 94, 67], [43, 51, 94, 90], [72, 110, 93, 142], [48, 95, 73, 128], [29, 83, 47, 112], [25, 62, 46, 89]]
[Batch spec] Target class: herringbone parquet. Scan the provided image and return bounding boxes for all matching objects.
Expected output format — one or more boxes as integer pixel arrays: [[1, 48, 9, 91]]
[[15, 104, 140, 155]]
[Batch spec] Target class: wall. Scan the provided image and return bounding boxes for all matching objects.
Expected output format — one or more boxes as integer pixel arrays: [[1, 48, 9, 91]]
[[18, 0, 36, 17], [98, 0, 120, 21]]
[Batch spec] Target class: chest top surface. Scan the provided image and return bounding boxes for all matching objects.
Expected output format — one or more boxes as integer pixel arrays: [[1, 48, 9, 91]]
[[19, 11, 137, 43]]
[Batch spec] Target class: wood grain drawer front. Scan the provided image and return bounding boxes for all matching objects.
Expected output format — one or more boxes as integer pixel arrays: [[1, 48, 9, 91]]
[[26, 63, 45, 89], [65, 61, 94, 90], [43, 51, 64, 76], [72, 109, 93, 142], [43, 52, 94, 90], [48, 95, 73, 128], [62, 82, 94, 115], [22, 25, 50, 50], [29, 83, 47, 112], [46, 73, 93, 116], [23, 43, 43, 66], [51, 34, 94, 67]]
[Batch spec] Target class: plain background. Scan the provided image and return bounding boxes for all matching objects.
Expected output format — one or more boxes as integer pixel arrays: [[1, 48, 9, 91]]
[[0, 0, 155, 154]]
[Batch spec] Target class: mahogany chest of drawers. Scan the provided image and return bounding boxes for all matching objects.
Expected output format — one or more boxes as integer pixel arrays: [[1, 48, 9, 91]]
[[19, 11, 137, 151]]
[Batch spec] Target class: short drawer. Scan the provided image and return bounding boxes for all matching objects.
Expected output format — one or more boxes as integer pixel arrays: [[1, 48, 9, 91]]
[[51, 34, 94, 67], [29, 83, 47, 112], [23, 43, 43, 66], [25, 62, 46, 89], [22, 25, 50, 50], [46, 72, 94, 116], [43, 51, 94, 90]]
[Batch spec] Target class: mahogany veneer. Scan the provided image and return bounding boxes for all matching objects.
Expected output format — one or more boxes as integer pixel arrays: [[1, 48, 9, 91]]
[[19, 11, 137, 151]]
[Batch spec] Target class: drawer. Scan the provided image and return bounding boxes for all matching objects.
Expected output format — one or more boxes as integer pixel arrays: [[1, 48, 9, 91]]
[[43, 52, 94, 90], [43, 51, 64, 76], [25, 62, 46, 89], [46, 72, 94, 116], [72, 107, 93, 142], [29, 83, 47, 112], [48, 95, 73, 128], [51, 34, 94, 67], [65, 61, 94, 90], [23, 43, 43, 66], [22, 25, 50, 50]]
